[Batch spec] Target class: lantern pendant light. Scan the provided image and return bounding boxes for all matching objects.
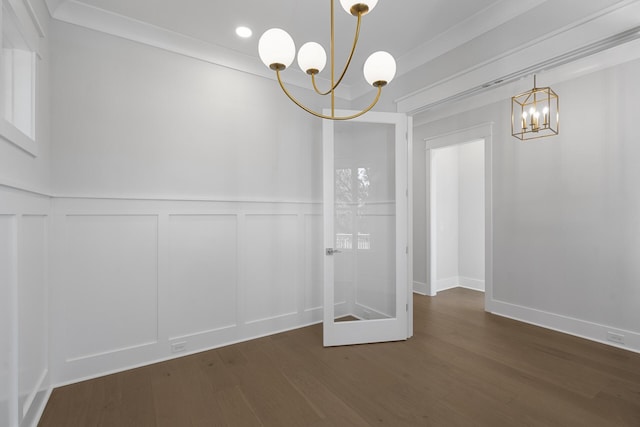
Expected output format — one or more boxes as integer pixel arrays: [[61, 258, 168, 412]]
[[511, 75, 559, 140], [258, 0, 396, 121]]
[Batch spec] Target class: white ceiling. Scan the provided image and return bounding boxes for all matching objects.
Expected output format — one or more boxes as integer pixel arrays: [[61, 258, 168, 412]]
[[45, 0, 640, 112], [63, 0, 502, 63]]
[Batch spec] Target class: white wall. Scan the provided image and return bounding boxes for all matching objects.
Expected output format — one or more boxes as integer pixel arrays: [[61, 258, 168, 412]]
[[0, 1, 52, 426], [430, 141, 484, 293], [458, 140, 485, 289], [432, 144, 459, 289], [48, 21, 328, 385], [50, 22, 325, 200], [413, 58, 640, 352]]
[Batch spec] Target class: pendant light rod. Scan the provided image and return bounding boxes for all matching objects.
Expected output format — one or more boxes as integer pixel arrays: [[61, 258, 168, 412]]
[[331, 0, 335, 117], [258, 0, 396, 121]]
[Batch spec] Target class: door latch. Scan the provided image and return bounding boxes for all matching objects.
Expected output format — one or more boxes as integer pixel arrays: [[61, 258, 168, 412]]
[[325, 248, 342, 255]]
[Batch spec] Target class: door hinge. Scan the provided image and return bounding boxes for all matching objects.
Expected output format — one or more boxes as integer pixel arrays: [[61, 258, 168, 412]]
[[406, 303, 409, 312], [406, 246, 408, 254]]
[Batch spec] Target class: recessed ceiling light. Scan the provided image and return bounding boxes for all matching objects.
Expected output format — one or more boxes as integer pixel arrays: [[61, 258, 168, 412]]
[[236, 26, 252, 38]]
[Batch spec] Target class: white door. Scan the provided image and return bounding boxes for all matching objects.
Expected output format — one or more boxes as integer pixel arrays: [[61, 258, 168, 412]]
[[323, 110, 411, 346]]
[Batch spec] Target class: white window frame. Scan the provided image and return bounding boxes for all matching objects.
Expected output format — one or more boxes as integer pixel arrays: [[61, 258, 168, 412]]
[[0, 0, 43, 156]]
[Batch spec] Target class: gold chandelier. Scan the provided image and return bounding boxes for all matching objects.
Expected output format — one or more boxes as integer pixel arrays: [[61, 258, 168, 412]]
[[258, 0, 396, 121], [511, 75, 559, 140]]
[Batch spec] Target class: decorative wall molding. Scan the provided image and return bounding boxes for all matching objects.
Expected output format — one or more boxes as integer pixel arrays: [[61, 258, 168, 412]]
[[424, 123, 492, 148], [413, 36, 640, 127], [49, 193, 322, 205], [45, 0, 588, 105], [44, 0, 351, 100], [490, 299, 640, 355], [0, 186, 51, 427], [398, 2, 640, 114], [50, 197, 324, 385], [349, 0, 549, 100]]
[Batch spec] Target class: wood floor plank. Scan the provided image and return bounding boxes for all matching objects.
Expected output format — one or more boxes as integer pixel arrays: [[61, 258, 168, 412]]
[[215, 386, 263, 427], [118, 365, 157, 427], [219, 340, 323, 426], [151, 361, 195, 427], [39, 289, 640, 426]]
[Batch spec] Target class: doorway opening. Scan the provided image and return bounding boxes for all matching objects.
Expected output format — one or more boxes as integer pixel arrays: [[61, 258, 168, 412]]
[[429, 139, 485, 296], [423, 123, 493, 310]]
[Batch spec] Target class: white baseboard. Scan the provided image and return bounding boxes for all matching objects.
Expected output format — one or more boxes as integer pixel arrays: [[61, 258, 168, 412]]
[[24, 386, 52, 427], [459, 276, 485, 292], [436, 277, 459, 292], [413, 281, 429, 295], [490, 299, 640, 355], [435, 276, 485, 294], [413, 278, 485, 296]]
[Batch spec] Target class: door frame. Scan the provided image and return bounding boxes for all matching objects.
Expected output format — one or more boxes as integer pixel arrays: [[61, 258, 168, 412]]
[[322, 109, 413, 346], [425, 123, 494, 311]]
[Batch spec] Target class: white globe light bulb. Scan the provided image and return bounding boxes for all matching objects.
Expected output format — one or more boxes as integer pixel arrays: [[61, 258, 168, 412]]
[[363, 51, 396, 87], [297, 42, 327, 74], [340, 0, 378, 15], [258, 28, 295, 69]]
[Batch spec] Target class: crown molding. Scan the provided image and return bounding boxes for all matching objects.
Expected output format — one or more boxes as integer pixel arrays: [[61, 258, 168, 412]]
[[412, 36, 640, 127], [44, 0, 354, 100], [42, 0, 640, 109], [41, 0, 555, 104], [349, 0, 550, 101], [397, 0, 640, 115]]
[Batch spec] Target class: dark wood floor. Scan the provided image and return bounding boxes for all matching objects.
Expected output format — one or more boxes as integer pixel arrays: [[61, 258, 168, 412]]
[[40, 288, 640, 426]]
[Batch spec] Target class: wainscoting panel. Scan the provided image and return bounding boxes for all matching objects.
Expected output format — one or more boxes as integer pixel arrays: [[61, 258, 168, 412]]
[[51, 199, 323, 386], [167, 214, 238, 340], [243, 214, 299, 324], [0, 215, 16, 427], [0, 185, 52, 427], [18, 215, 49, 420], [304, 214, 323, 312], [63, 215, 159, 361]]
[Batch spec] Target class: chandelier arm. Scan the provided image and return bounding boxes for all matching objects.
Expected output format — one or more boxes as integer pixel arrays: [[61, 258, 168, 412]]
[[311, 74, 327, 96], [309, 12, 363, 96], [276, 69, 382, 121]]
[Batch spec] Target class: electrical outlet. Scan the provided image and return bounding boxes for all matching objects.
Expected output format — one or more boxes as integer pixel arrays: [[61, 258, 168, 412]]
[[171, 341, 187, 353], [606, 331, 625, 345]]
